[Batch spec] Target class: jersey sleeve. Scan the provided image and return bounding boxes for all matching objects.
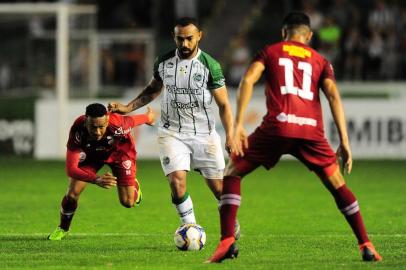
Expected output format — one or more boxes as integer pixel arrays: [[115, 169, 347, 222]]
[[206, 58, 226, 90], [153, 56, 162, 82], [110, 113, 149, 129], [66, 149, 97, 182], [252, 47, 268, 65], [127, 114, 149, 127], [66, 117, 84, 151], [321, 59, 336, 81]]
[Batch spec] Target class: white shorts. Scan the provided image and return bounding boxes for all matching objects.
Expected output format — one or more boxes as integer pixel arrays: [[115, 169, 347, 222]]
[[157, 127, 225, 179]]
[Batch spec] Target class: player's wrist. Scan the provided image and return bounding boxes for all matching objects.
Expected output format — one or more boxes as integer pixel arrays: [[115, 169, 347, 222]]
[[93, 176, 101, 185]]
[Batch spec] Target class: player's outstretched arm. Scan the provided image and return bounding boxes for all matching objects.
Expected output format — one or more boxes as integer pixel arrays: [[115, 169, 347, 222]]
[[66, 149, 118, 187], [321, 78, 352, 174], [213, 86, 236, 155], [108, 78, 163, 114], [144, 106, 156, 126], [234, 61, 265, 156]]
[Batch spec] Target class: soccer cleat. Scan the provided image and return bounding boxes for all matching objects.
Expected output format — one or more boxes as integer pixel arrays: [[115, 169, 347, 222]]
[[47, 227, 68, 241], [359, 242, 382, 261], [135, 178, 142, 206], [205, 237, 238, 263], [234, 220, 241, 240]]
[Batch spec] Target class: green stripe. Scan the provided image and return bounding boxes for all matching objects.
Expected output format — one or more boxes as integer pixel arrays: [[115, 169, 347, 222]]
[[172, 191, 190, 205]]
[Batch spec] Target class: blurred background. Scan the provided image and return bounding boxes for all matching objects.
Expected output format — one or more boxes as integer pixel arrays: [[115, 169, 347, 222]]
[[0, 0, 405, 160]]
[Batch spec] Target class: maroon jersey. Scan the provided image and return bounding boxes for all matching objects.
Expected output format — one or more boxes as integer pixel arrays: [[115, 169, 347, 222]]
[[67, 113, 148, 162], [254, 40, 335, 140], [66, 113, 148, 184]]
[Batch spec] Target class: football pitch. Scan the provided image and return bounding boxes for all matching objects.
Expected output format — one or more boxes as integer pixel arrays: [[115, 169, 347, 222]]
[[0, 158, 405, 269]]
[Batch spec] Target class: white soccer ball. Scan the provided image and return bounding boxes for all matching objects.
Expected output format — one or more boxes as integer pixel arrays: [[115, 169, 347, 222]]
[[173, 223, 206, 251]]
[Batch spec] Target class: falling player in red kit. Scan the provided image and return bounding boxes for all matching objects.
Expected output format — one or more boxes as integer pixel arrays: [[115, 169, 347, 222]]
[[48, 103, 155, 240], [207, 12, 382, 262]]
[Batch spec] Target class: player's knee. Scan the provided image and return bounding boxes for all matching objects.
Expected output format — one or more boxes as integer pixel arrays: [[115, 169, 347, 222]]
[[168, 173, 186, 197], [65, 193, 80, 202], [120, 199, 134, 208]]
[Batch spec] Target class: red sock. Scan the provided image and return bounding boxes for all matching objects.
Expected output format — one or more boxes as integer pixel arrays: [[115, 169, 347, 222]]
[[59, 195, 78, 231], [219, 176, 241, 240], [332, 185, 369, 244]]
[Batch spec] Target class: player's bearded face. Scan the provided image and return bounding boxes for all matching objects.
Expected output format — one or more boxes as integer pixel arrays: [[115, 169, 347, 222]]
[[85, 116, 109, 141], [174, 24, 202, 59]]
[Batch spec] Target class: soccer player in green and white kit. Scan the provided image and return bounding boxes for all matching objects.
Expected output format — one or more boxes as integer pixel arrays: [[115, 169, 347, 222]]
[[109, 17, 240, 237]]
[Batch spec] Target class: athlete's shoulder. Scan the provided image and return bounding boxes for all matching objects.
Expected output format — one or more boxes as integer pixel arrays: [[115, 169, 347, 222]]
[[71, 115, 86, 128], [154, 49, 176, 66], [108, 113, 124, 126], [197, 50, 222, 70]]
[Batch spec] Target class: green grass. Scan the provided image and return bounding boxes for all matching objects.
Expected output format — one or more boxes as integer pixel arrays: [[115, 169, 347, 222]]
[[0, 159, 405, 269]]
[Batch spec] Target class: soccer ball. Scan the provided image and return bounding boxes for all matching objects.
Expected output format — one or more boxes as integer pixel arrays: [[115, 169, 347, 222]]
[[173, 223, 206, 251]]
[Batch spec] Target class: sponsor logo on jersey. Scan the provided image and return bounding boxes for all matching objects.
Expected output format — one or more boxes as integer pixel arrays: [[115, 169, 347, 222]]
[[163, 156, 170, 165], [167, 85, 202, 95], [79, 152, 86, 163], [179, 66, 188, 75], [283, 45, 311, 58], [114, 127, 132, 135], [107, 136, 114, 145], [166, 62, 174, 68], [276, 112, 317, 127], [75, 131, 82, 144], [171, 100, 199, 109], [122, 160, 132, 170], [193, 73, 203, 82]]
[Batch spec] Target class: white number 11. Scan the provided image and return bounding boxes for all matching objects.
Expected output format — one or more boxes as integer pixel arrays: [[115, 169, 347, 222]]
[[278, 58, 314, 100]]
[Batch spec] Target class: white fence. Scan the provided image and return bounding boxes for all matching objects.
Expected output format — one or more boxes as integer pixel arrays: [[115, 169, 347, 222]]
[[35, 85, 406, 159]]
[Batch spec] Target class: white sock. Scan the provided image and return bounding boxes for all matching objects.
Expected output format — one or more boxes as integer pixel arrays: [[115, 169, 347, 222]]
[[174, 194, 196, 224]]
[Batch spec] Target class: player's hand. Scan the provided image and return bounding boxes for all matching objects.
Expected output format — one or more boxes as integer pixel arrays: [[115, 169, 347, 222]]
[[234, 124, 248, 157], [224, 135, 237, 156], [336, 142, 352, 175], [107, 102, 130, 114], [145, 106, 156, 126], [94, 172, 117, 189]]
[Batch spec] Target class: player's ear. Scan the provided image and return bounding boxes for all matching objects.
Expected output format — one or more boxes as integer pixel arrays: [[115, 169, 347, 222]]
[[197, 30, 202, 42], [306, 31, 313, 44], [281, 28, 287, 40]]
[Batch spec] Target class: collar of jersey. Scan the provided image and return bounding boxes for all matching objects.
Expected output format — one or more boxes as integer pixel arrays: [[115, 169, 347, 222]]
[[176, 48, 201, 61]]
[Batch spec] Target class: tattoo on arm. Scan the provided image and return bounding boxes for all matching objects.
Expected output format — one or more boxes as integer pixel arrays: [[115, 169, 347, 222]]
[[129, 83, 161, 111]]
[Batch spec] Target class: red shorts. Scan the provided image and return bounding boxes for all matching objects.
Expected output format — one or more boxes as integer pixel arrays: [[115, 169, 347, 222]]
[[233, 127, 337, 177], [79, 158, 137, 186]]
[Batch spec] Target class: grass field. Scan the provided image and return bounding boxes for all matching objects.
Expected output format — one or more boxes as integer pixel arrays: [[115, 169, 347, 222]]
[[0, 158, 405, 269]]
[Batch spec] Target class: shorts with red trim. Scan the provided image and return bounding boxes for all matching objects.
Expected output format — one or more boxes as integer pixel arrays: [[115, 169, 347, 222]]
[[233, 127, 338, 177], [79, 158, 137, 186]]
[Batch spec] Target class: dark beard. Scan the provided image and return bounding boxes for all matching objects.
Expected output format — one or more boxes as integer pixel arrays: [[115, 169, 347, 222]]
[[178, 47, 195, 58]]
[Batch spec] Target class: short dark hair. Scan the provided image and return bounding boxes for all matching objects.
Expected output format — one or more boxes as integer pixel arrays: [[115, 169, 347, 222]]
[[85, 103, 107, 117], [282, 11, 310, 29], [174, 17, 200, 30]]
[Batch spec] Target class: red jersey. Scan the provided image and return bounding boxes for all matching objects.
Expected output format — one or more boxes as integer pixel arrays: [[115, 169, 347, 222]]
[[66, 113, 148, 182], [254, 40, 335, 140]]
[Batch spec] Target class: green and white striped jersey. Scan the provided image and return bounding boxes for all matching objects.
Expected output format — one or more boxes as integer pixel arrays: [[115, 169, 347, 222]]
[[153, 49, 226, 134]]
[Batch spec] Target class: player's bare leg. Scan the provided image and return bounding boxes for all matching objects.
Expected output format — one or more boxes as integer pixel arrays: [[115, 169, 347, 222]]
[[168, 170, 196, 224], [48, 178, 87, 240], [117, 179, 142, 208], [317, 166, 382, 261]]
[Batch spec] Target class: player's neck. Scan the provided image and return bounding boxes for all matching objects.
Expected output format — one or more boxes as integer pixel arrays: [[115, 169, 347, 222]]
[[286, 35, 308, 45]]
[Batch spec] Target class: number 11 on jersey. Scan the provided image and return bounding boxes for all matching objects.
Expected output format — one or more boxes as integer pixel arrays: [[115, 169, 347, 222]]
[[279, 57, 314, 101]]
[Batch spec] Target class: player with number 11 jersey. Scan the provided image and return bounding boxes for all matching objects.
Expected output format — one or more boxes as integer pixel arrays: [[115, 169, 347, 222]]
[[257, 40, 335, 140]]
